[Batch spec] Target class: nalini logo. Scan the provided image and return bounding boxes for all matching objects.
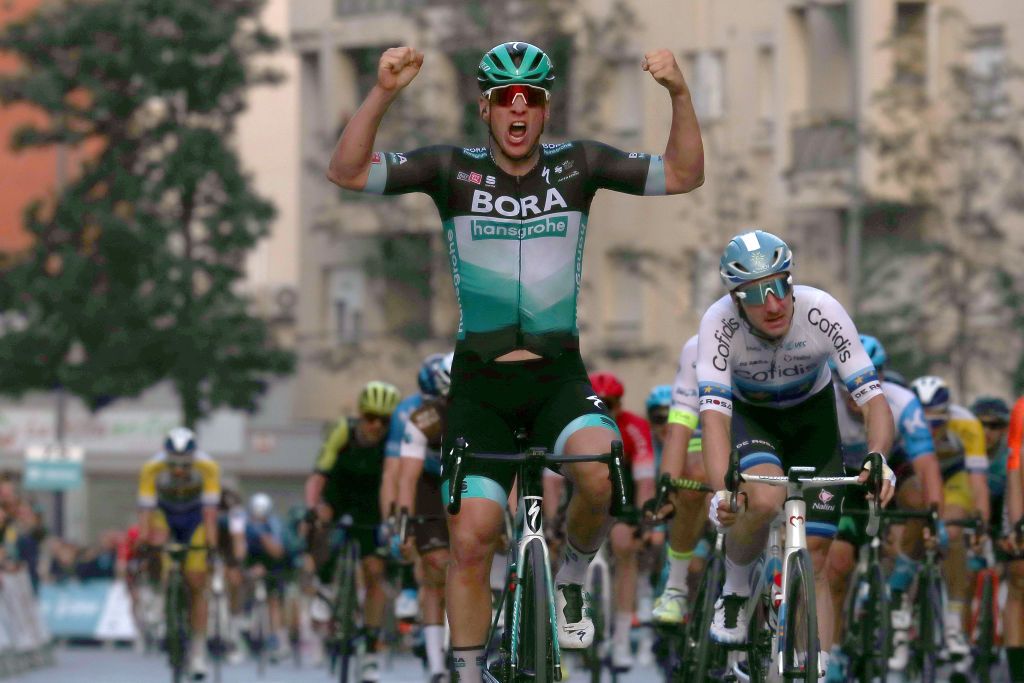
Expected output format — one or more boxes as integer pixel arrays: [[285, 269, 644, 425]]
[[818, 490, 834, 504], [471, 215, 569, 240]]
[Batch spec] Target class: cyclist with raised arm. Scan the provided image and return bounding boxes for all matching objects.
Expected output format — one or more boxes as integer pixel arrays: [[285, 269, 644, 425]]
[[697, 230, 895, 677], [1005, 395, 1024, 682], [303, 380, 401, 683], [396, 352, 454, 683], [651, 334, 709, 626], [823, 334, 943, 679], [137, 427, 221, 680], [326, 40, 703, 682], [911, 375, 990, 663]]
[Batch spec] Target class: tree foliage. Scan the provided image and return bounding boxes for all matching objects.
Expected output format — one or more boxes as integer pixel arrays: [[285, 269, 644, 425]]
[[0, 0, 294, 425]]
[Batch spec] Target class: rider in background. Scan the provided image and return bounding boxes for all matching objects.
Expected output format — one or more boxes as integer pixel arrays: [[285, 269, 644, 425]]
[[304, 381, 401, 683], [382, 353, 448, 621], [911, 375, 990, 663], [244, 493, 291, 661], [1001, 396, 1024, 682], [588, 372, 656, 671], [651, 334, 708, 627]]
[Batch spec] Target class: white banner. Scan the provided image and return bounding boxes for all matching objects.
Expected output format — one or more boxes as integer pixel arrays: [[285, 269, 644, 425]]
[[0, 408, 245, 454]]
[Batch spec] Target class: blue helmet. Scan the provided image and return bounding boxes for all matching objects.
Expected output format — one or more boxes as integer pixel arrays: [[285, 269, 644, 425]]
[[719, 230, 793, 290], [646, 385, 673, 412], [859, 334, 887, 370], [417, 353, 445, 396], [911, 376, 950, 412]]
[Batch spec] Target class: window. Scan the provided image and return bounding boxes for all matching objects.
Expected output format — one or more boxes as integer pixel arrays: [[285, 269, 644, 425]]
[[687, 51, 725, 122], [969, 26, 1008, 119], [327, 266, 365, 345], [894, 2, 926, 88]]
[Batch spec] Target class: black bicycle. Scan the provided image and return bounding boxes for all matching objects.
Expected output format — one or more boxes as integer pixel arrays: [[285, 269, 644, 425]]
[[445, 432, 631, 683], [162, 543, 211, 683]]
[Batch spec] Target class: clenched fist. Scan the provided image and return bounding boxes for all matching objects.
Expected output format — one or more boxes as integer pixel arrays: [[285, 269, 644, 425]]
[[378, 46, 424, 92], [642, 48, 689, 97]]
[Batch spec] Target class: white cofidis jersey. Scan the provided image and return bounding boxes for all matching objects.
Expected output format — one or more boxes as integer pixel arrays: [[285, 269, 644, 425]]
[[835, 378, 934, 470], [696, 286, 883, 415], [670, 335, 702, 445]]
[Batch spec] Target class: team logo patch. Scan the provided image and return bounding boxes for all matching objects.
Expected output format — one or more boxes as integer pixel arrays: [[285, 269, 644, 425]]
[[485, 175, 496, 187], [819, 490, 834, 504], [469, 172, 483, 185], [457, 171, 469, 182], [371, 152, 382, 164]]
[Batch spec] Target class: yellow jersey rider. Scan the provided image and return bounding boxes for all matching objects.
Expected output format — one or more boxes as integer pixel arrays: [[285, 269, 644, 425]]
[[137, 427, 221, 680]]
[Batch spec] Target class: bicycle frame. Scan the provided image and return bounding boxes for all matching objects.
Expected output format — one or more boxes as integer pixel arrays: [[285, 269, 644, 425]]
[[738, 465, 875, 679]]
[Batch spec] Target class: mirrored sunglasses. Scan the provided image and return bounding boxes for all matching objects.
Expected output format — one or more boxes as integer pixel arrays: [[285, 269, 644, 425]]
[[735, 275, 792, 306], [361, 412, 390, 424], [485, 84, 550, 108]]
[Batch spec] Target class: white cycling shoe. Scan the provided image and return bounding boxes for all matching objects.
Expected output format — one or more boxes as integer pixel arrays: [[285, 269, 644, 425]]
[[709, 594, 748, 644], [555, 583, 595, 649]]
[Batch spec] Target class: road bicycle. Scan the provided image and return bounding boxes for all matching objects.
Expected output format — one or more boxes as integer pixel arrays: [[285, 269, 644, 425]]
[[162, 543, 213, 683], [445, 431, 630, 683], [729, 451, 883, 683]]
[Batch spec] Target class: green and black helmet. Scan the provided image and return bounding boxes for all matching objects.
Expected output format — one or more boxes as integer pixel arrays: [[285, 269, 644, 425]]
[[477, 41, 555, 92]]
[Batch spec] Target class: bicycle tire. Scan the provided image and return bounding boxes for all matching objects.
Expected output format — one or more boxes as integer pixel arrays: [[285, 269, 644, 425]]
[[210, 588, 226, 683], [521, 538, 554, 683], [255, 596, 269, 677], [584, 562, 606, 683], [782, 548, 819, 683], [747, 594, 775, 683], [334, 541, 360, 683], [687, 552, 725, 682], [165, 571, 188, 683], [975, 572, 995, 683], [856, 562, 889, 683], [916, 566, 943, 683]]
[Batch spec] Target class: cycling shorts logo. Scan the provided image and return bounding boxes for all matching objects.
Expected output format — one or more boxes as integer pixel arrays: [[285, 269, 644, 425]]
[[460, 481, 469, 493], [818, 490, 834, 504]]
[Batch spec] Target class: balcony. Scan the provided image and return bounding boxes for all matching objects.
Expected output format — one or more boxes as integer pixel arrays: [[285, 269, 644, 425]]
[[789, 111, 855, 173]]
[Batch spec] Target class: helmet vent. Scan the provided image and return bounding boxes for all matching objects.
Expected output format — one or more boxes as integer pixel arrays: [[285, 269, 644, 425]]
[[728, 260, 750, 274]]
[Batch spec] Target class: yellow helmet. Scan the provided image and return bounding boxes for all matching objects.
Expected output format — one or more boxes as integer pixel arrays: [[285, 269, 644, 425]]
[[358, 381, 401, 417]]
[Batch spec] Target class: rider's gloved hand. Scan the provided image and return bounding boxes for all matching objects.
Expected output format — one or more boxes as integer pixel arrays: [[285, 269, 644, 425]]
[[859, 452, 896, 506], [708, 490, 742, 531]]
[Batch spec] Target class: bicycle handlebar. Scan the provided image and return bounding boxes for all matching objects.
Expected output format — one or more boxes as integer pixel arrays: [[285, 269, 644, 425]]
[[445, 437, 629, 517]]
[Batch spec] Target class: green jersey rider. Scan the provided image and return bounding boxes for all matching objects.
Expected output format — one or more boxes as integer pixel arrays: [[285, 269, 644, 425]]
[[326, 41, 703, 682]]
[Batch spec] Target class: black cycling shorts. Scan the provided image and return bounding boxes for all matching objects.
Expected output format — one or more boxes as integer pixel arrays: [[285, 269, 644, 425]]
[[441, 350, 619, 509], [731, 383, 845, 539]]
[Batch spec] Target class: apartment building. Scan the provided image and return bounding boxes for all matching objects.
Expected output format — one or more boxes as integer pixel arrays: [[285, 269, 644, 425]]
[[289, 0, 1024, 414]]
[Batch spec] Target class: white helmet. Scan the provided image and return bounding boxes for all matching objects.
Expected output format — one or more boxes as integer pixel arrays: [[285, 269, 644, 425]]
[[249, 492, 273, 519], [911, 375, 951, 412], [164, 427, 197, 455]]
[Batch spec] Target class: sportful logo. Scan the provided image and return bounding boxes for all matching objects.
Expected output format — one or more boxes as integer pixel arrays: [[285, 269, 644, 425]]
[[471, 215, 569, 241]]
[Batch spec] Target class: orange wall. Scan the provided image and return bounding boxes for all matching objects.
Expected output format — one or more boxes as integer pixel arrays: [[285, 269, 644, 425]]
[[0, 0, 65, 255]]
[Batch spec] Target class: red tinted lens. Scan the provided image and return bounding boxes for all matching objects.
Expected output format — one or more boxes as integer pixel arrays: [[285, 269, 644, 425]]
[[488, 85, 548, 107]]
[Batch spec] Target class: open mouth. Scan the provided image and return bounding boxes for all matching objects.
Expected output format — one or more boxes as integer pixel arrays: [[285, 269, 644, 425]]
[[508, 121, 528, 143]]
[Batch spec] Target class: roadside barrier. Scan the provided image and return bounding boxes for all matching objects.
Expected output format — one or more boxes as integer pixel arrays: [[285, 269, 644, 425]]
[[0, 568, 53, 678]]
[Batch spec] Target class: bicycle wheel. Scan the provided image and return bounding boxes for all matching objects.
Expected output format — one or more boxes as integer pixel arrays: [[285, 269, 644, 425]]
[[521, 538, 554, 683], [686, 552, 725, 682], [855, 562, 889, 683], [915, 566, 943, 683], [165, 571, 189, 683], [334, 541, 360, 683], [974, 572, 996, 683], [254, 597, 269, 677], [584, 561, 606, 683], [782, 549, 819, 683]]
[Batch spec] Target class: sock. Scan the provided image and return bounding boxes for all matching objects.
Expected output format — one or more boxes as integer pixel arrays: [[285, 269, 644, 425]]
[[1006, 647, 1024, 682], [614, 612, 633, 646], [424, 624, 446, 675], [555, 538, 598, 586], [451, 645, 486, 683], [666, 547, 693, 592], [722, 554, 756, 598]]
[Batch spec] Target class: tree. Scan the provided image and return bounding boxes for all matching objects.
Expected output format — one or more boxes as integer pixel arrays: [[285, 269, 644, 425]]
[[856, 9, 1024, 397], [0, 0, 294, 425]]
